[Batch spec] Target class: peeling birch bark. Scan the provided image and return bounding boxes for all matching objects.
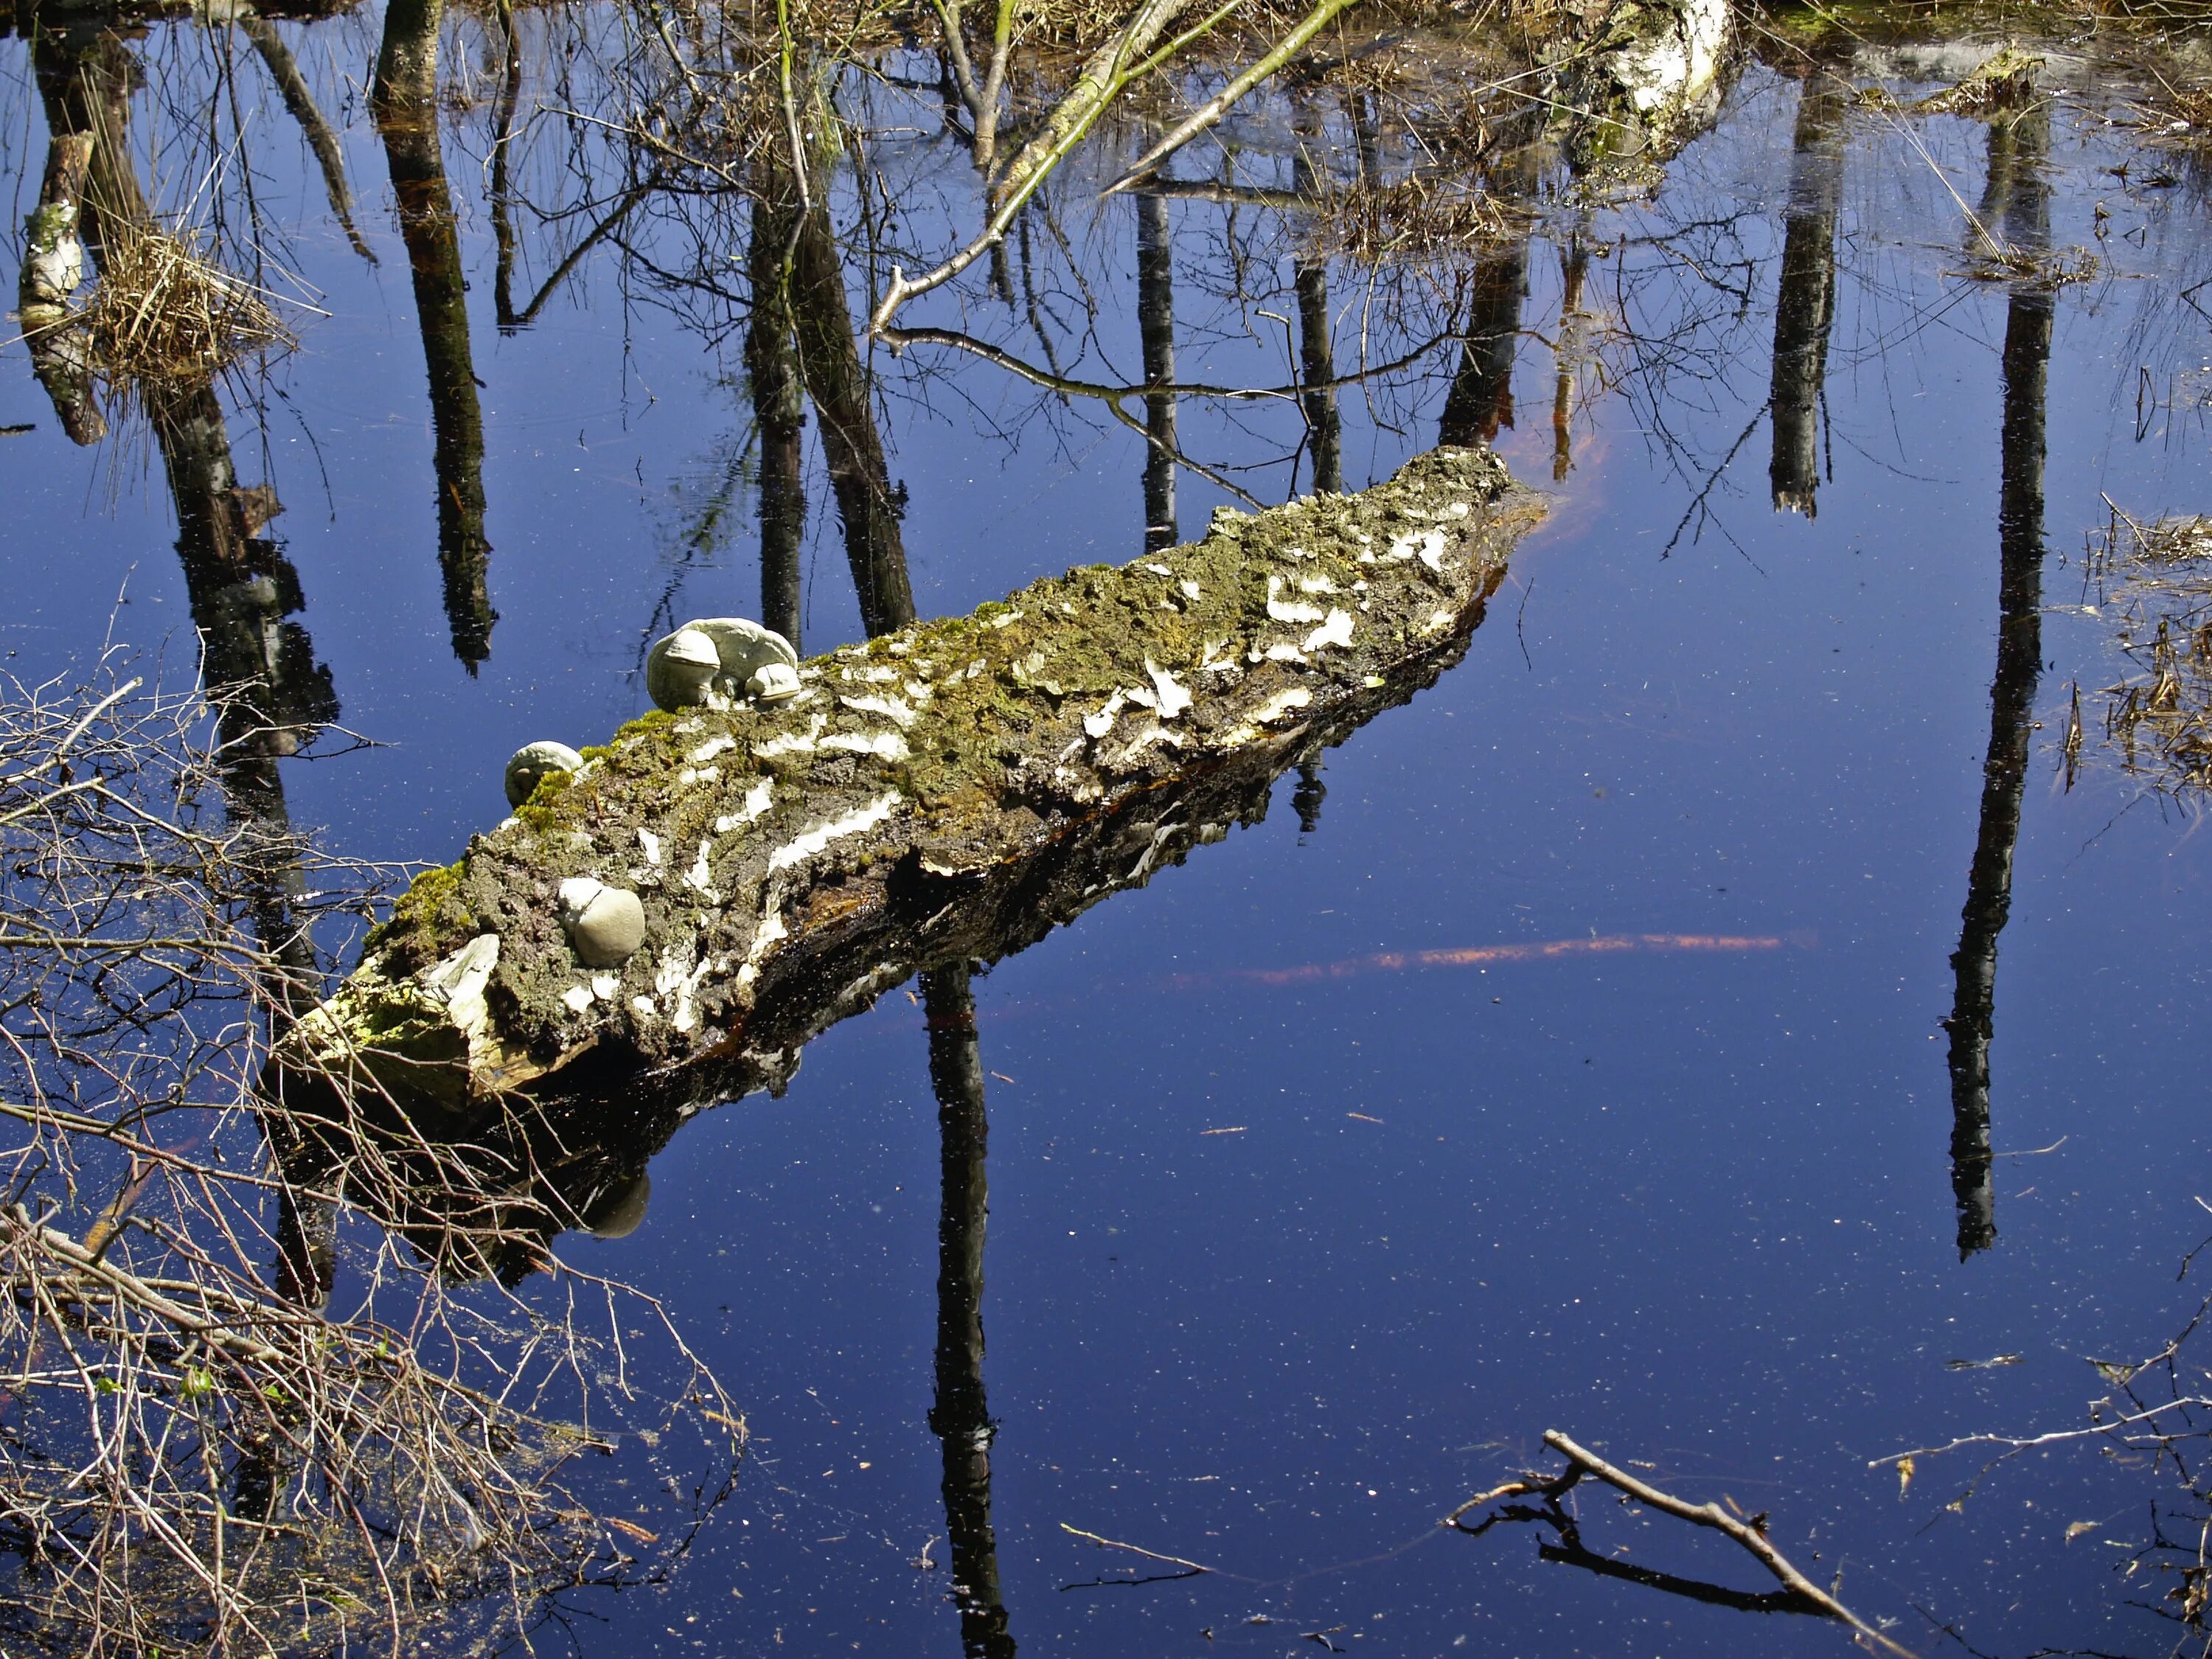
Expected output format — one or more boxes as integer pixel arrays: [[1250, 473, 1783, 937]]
[[274, 448, 1543, 1134]]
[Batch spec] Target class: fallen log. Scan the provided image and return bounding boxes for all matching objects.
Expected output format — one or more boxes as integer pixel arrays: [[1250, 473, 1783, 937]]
[[272, 448, 1543, 1141]]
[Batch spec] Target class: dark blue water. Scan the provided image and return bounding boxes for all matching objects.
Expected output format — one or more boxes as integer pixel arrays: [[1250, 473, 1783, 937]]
[[4, 12, 2212, 1652]]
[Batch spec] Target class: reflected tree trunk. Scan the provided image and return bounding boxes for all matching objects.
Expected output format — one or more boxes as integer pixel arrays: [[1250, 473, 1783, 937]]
[[1295, 261, 1341, 493], [1439, 122, 1540, 449], [375, 0, 497, 672], [922, 963, 1017, 1659], [1135, 190, 1178, 552], [1768, 68, 1846, 516], [33, 18, 343, 1309], [1290, 102, 1340, 494], [230, 4, 372, 260], [748, 194, 809, 651], [1438, 240, 1526, 448], [1552, 232, 1589, 482], [491, 3, 525, 331], [783, 164, 914, 637], [147, 377, 339, 1305], [18, 121, 102, 444], [1943, 104, 2052, 1261]]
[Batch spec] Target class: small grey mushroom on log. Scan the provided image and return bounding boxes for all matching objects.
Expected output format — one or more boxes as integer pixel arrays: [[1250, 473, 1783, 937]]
[[687, 617, 800, 700], [645, 627, 722, 712], [504, 740, 585, 808], [557, 876, 647, 967], [747, 661, 802, 703]]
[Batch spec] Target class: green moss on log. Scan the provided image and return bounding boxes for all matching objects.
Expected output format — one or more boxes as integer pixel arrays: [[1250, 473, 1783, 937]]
[[285, 447, 1544, 1121]]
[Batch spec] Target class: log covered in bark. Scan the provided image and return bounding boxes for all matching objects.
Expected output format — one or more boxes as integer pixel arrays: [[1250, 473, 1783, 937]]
[[274, 448, 1543, 1135]]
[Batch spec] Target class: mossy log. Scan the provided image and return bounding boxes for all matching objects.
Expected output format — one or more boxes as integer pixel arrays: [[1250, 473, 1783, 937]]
[[274, 448, 1543, 1134]]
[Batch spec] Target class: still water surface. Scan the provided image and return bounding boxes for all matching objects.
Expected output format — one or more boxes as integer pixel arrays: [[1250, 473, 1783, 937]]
[[4, 10, 2212, 1652]]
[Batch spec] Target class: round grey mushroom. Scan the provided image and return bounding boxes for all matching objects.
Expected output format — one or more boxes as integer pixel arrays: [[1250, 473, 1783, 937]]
[[557, 876, 647, 967], [747, 661, 802, 703], [684, 616, 799, 698], [504, 740, 585, 809], [645, 627, 722, 712]]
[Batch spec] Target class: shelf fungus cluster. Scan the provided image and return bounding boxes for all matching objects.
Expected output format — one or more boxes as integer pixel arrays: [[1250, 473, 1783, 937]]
[[645, 616, 804, 712], [272, 449, 1543, 1130]]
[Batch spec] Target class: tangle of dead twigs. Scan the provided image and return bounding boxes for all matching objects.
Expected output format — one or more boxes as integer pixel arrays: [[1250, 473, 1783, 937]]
[[0, 648, 740, 1658]]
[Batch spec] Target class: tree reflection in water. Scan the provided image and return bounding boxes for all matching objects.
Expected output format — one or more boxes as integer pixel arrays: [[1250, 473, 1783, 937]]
[[923, 963, 1019, 1658], [1767, 63, 1846, 517], [375, 0, 496, 671], [1943, 96, 2054, 1262]]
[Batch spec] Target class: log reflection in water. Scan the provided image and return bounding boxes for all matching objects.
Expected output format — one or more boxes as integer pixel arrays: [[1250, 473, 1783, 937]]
[[924, 963, 1018, 1658], [1136, 190, 1179, 549], [1767, 67, 1845, 515], [1942, 100, 2053, 1261], [375, 0, 497, 671]]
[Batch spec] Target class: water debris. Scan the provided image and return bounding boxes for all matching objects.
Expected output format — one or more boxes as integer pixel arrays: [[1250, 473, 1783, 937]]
[[1175, 931, 1794, 990], [2085, 508, 2212, 798]]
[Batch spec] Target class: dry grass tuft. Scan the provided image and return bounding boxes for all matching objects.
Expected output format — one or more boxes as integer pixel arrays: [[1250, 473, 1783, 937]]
[[1958, 237, 2100, 285], [2091, 506, 2212, 795], [80, 220, 290, 389]]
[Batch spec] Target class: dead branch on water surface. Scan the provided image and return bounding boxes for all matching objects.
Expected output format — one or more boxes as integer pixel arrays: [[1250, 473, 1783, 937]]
[[1447, 1430, 1913, 1655]]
